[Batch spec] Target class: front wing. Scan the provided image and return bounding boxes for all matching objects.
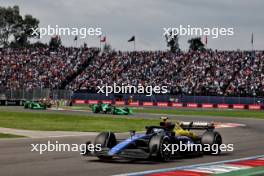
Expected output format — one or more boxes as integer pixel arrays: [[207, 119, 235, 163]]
[[84, 147, 150, 159]]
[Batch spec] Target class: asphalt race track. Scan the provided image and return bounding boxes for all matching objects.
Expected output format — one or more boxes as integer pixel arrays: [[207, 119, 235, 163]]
[[0, 107, 264, 176]]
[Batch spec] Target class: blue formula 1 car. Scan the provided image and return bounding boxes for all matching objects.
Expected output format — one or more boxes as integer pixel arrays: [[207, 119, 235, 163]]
[[83, 119, 223, 161]]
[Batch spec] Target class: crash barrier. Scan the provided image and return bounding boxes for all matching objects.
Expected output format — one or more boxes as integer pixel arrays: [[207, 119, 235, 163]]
[[0, 99, 72, 106], [1, 98, 262, 110], [1, 90, 263, 105], [0, 100, 24, 106], [73, 99, 264, 110], [72, 93, 264, 105]]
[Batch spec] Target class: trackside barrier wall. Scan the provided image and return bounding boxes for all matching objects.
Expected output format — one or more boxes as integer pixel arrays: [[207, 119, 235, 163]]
[[72, 93, 264, 105], [1, 98, 262, 110], [1, 90, 263, 105], [73, 99, 264, 110]]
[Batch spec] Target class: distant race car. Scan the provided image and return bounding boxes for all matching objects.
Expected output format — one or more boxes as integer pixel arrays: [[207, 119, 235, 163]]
[[83, 118, 222, 161], [24, 101, 47, 110], [91, 103, 132, 115]]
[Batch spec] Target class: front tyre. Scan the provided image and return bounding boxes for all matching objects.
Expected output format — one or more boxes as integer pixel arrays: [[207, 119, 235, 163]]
[[94, 132, 117, 159], [149, 135, 171, 161]]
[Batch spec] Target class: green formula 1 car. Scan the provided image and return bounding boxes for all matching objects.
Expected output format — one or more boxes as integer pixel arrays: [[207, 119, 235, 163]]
[[24, 101, 47, 110], [91, 103, 132, 115]]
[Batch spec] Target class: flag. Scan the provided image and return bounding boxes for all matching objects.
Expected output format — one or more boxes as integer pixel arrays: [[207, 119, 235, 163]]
[[100, 36, 106, 42], [74, 35, 77, 41], [251, 33, 254, 44], [128, 36, 135, 42]]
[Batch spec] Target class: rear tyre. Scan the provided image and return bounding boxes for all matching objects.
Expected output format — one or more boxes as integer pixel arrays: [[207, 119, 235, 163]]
[[149, 135, 171, 161], [112, 107, 116, 115], [201, 131, 222, 155], [43, 105, 47, 110], [93, 107, 99, 113], [94, 132, 117, 159], [82, 141, 92, 156]]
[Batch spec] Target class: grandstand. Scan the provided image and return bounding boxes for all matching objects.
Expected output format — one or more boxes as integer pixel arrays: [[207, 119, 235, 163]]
[[1, 47, 263, 97]]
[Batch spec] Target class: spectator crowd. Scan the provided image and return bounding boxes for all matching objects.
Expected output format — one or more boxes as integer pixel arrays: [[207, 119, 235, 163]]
[[1, 47, 264, 96], [0, 47, 97, 90]]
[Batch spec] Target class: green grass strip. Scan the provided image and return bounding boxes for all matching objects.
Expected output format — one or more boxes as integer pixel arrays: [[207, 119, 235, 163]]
[[0, 111, 159, 132], [0, 133, 25, 138]]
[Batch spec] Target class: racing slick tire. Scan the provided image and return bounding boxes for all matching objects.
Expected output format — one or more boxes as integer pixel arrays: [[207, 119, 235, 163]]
[[94, 132, 117, 159], [111, 107, 117, 115], [201, 131, 222, 155], [93, 107, 100, 113], [149, 135, 171, 161]]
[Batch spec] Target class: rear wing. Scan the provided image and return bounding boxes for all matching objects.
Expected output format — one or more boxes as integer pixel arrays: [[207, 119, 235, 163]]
[[180, 121, 215, 130]]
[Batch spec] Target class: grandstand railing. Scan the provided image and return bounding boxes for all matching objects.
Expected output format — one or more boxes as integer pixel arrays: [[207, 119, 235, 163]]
[[0, 89, 73, 100]]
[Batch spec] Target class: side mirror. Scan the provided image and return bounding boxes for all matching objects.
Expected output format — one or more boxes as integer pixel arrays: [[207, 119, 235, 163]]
[[129, 130, 136, 137]]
